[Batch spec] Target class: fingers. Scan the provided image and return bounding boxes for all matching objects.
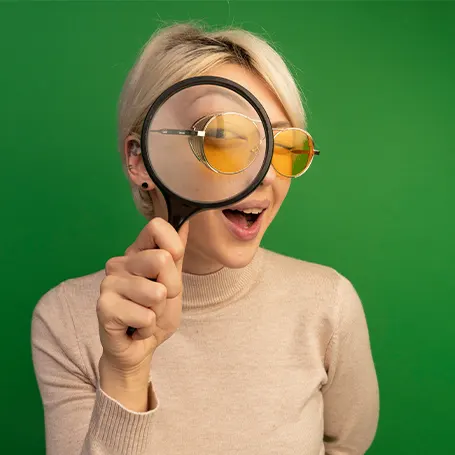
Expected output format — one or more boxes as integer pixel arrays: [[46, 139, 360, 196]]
[[124, 249, 182, 299], [105, 249, 182, 299], [98, 217, 188, 349], [105, 256, 128, 276], [176, 221, 189, 273], [101, 274, 168, 315], [131, 324, 156, 341], [126, 218, 187, 267], [97, 291, 157, 332]]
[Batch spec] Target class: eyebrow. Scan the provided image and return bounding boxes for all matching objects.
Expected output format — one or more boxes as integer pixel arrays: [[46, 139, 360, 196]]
[[271, 120, 291, 129], [191, 89, 250, 107]]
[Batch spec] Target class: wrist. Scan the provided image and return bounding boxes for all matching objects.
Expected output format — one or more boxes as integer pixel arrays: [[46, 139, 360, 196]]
[[99, 355, 152, 412], [99, 355, 150, 388]]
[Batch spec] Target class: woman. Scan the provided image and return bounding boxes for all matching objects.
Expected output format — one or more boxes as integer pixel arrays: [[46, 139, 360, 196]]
[[32, 23, 379, 455]]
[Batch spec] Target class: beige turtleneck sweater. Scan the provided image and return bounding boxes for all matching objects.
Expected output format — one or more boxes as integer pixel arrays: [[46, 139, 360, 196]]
[[31, 248, 379, 455]]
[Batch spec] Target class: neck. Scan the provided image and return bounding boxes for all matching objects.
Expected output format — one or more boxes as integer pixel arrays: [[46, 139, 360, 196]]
[[181, 248, 264, 310], [182, 245, 224, 275]]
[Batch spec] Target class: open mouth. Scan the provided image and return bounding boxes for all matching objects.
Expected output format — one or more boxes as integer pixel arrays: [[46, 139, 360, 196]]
[[222, 208, 264, 229]]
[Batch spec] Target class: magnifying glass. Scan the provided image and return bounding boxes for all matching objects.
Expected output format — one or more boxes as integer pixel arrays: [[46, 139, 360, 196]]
[[126, 76, 273, 335], [140, 75, 274, 231]]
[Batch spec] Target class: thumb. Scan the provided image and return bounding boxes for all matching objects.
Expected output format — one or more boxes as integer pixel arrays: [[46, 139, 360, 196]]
[[176, 221, 189, 273]]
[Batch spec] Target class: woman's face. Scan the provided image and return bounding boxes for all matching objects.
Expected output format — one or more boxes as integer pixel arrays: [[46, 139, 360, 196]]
[[128, 63, 292, 274]]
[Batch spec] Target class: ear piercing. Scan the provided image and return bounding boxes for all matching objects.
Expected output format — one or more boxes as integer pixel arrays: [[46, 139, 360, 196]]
[[127, 140, 147, 189]]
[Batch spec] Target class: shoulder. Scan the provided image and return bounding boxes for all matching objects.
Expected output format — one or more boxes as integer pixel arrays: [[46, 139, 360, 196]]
[[33, 269, 105, 320], [31, 271, 104, 384], [259, 247, 348, 293], [257, 247, 363, 323], [32, 270, 105, 374]]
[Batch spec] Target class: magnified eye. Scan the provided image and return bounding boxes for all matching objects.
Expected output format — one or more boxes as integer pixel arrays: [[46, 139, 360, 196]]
[[196, 113, 261, 174], [205, 128, 243, 140]]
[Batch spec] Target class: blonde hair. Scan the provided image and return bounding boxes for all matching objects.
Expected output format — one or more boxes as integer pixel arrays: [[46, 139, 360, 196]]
[[118, 22, 306, 218]]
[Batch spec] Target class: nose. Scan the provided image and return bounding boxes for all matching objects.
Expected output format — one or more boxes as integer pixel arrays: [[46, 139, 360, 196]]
[[261, 164, 276, 186]]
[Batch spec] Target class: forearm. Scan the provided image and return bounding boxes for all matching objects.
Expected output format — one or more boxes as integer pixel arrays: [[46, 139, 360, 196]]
[[81, 383, 157, 455], [82, 357, 158, 454]]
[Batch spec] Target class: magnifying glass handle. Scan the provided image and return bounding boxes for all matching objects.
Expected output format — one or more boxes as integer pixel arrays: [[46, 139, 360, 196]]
[[126, 326, 137, 336], [125, 202, 197, 337]]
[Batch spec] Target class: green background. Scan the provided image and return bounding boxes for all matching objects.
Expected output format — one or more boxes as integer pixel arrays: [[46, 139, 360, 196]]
[[1, 1, 454, 454]]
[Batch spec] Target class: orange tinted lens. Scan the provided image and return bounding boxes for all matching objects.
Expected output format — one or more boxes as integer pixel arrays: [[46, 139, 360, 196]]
[[272, 129, 312, 177], [203, 114, 260, 173]]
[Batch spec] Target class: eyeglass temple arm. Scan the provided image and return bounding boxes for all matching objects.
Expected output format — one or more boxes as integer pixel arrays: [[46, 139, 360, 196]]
[[150, 127, 320, 154], [149, 129, 206, 137]]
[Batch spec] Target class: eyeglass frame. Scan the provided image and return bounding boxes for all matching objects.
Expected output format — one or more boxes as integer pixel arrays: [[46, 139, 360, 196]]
[[148, 111, 320, 178]]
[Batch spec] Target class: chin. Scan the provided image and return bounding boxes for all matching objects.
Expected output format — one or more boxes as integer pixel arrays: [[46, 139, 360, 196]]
[[187, 209, 269, 272], [215, 241, 261, 269]]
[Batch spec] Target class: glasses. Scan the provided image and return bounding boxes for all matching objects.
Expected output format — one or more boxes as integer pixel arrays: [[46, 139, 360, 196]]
[[148, 112, 320, 178]]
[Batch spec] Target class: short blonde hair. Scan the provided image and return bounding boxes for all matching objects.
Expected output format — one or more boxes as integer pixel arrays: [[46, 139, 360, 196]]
[[118, 22, 306, 219]]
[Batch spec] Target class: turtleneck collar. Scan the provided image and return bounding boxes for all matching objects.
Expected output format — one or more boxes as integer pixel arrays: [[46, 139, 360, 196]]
[[181, 248, 264, 311]]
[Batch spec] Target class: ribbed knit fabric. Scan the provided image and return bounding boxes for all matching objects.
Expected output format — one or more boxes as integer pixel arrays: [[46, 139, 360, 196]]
[[31, 248, 379, 455]]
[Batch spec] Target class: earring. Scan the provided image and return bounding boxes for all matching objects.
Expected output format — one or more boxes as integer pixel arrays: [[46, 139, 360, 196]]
[[141, 182, 149, 189]]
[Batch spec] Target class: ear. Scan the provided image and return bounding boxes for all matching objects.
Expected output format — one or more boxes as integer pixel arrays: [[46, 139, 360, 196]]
[[124, 134, 156, 190]]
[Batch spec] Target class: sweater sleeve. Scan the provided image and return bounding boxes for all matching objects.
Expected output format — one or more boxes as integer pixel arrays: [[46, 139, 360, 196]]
[[322, 275, 380, 455], [31, 283, 158, 455]]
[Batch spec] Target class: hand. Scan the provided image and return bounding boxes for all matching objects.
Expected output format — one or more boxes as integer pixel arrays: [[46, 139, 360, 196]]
[[96, 218, 189, 408]]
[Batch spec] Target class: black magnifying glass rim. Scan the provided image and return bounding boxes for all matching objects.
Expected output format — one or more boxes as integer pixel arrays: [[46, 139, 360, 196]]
[[140, 75, 274, 224]]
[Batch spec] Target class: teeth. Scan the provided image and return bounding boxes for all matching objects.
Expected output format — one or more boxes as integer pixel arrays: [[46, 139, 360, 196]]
[[240, 208, 263, 214]]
